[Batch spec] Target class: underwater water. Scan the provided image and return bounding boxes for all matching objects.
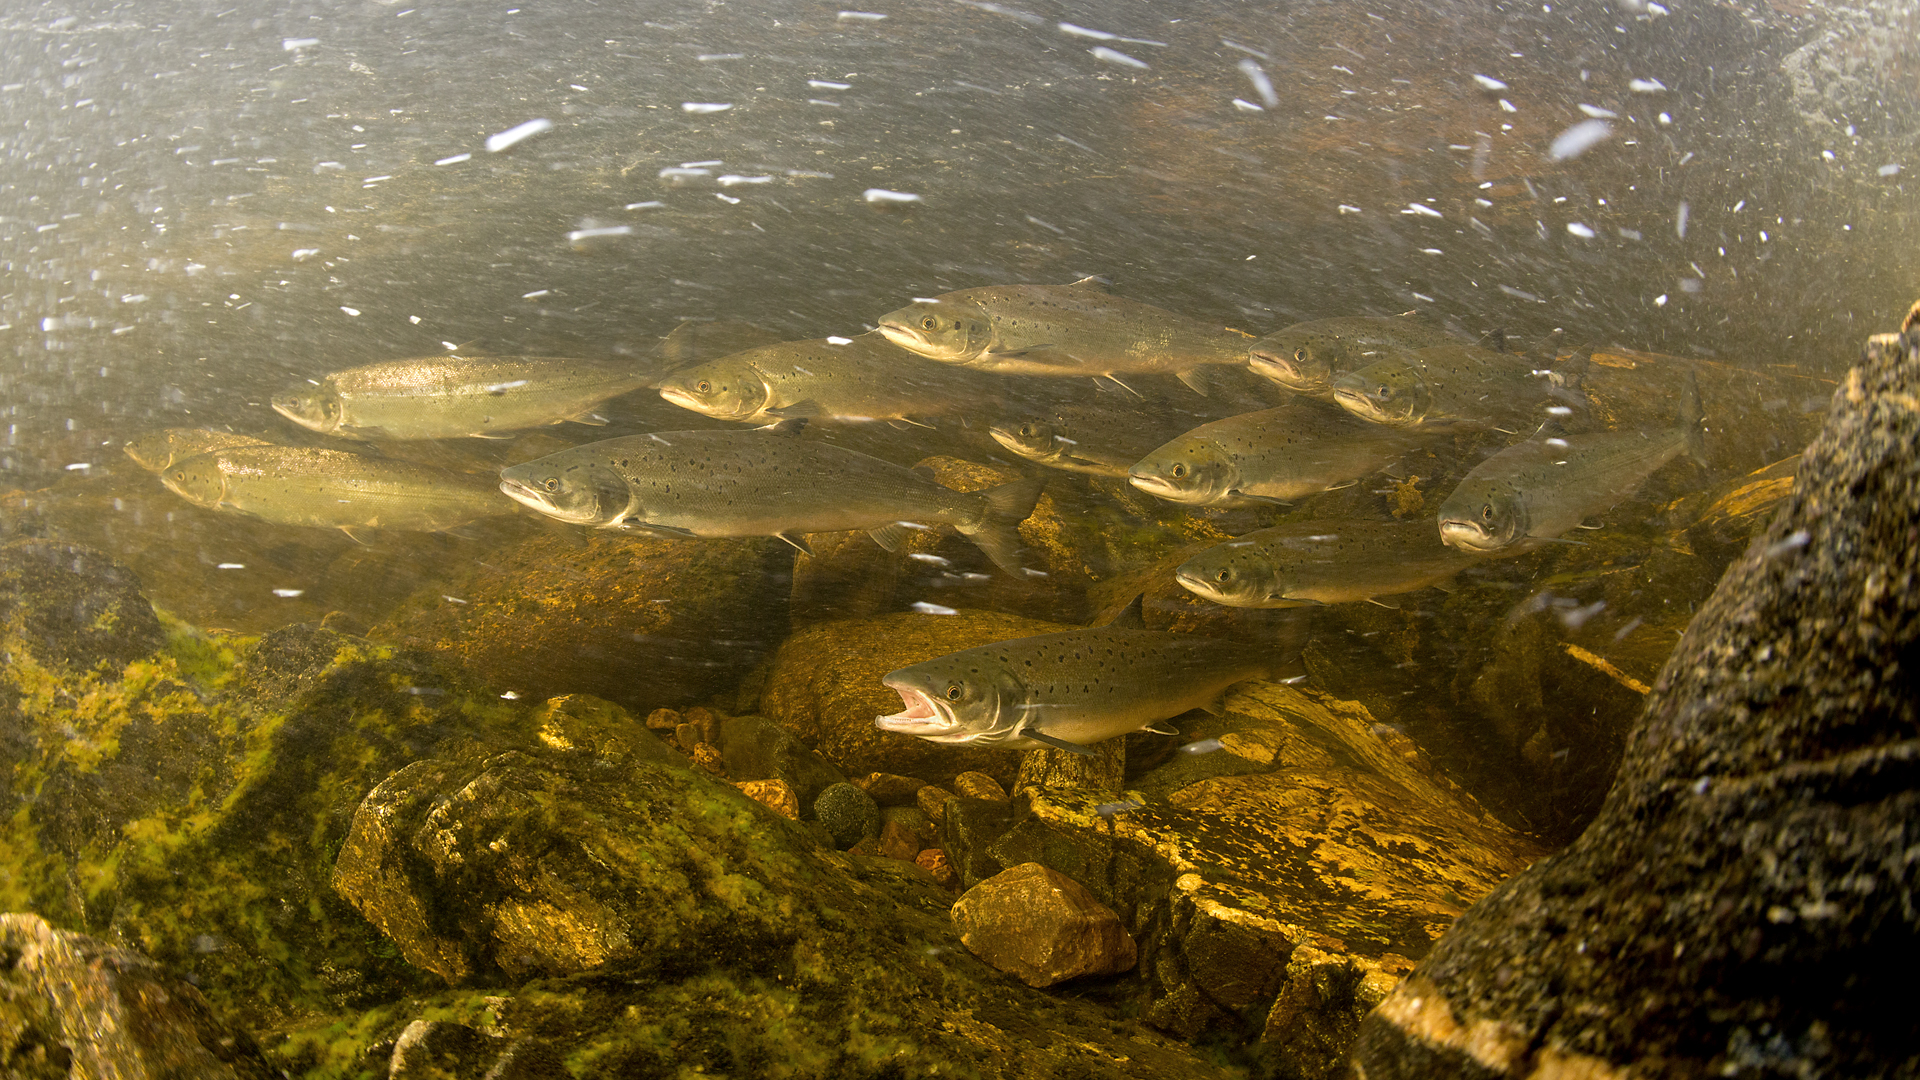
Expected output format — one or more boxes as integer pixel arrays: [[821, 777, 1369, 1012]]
[[1, 0, 1915, 1074]]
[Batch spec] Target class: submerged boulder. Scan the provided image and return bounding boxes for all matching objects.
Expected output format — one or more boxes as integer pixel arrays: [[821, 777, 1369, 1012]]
[[1350, 327, 1920, 1077], [373, 529, 793, 713], [953, 863, 1138, 987]]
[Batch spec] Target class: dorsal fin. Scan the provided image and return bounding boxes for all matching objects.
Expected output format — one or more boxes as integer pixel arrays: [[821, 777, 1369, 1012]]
[[759, 417, 808, 437], [1104, 594, 1146, 630], [1065, 275, 1112, 292]]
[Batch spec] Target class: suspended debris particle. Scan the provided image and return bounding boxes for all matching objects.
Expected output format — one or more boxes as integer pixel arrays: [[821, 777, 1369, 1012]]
[[1628, 77, 1666, 93], [911, 601, 958, 615], [1567, 222, 1596, 238], [486, 117, 554, 152], [1577, 103, 1617, 118], [1548, 119, 1612, 161], [1089, 46, 1148, 69], [863, 188, 921, 204], [434, 152, 472, 165], [682, 102, 733, 114], [1473, 74, 1508, 92]]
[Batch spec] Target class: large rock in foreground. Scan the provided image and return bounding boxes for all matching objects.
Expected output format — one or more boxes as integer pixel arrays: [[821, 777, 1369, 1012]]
[[0, 913, 274, 1080], [1351, 330, 1920, 1077], [942, 681, 1545, 1074]]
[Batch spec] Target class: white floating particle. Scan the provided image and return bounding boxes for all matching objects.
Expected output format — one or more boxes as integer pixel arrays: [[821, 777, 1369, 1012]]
[[1180, 738, 1227, 754], [1412, 292, 1435, 302], [1577, 103, 1617, 118], [1567, 222, 1596, 238], [434, 152, 472, 165], [120, 293, 148, 303], [1764, 530, 1812, 558], [659, 167, 711, 180], [1549, 119, 1612, 161], [1239, 59, 1279, 107], [500, 690, 522, 699], [713, 193, 740, 205], [808, 99, 841, 107], [810, 80, 852, 89], [826, 336, 853, 345], [626, 200, 665, 210], [486, 117, 554, 152], [717, 174, 773, 186], [907, 553, 950, 566], [682, 160, 724, 168], [1658, 112, 1672, 124], [1879, 163, 1902, 177], [1733, 199, 1745, 212], [1822, 150, 1836, 161], [570, 84, 588, 91], [1676, 200, 1690, 238], [1628, 78, 1666, 93], [1498, 285, 1545, 302], [1232, 98, 1264, 111], [1089, 46, 1148, 69], [697, 53, 745, 62], [838, 10, 887, 20], [1498, 99, 1517, 112], [217, 563, 245, 570], [682, 102, 732, 114], [863, 188, 920, 204], [1338, 204, 1364, 214], [1759, 230, 1768, 242], [340, 306, 360, 316], [564, 223, 633, 240], [911, 601, 958, 615], [1654, 293, 1669, 306], [1472, 74, 1508, 92], [1402, 203, 1443, 218], [523, 290, 550, 299], [362, 175, 392, 184], [408, 315, 421, 324], [272, 588, 305, 598], [65, 462, 90, 471], [1420, 247, 1443, 254], [291, 248, 319, 260], [1059, 22, 1117, 40], [282, 37, 318, 50]]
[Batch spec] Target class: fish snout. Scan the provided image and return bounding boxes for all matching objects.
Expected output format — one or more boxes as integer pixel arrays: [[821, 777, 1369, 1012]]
[[877, 321, 931, 353], [1437, 518, 1501, 553]]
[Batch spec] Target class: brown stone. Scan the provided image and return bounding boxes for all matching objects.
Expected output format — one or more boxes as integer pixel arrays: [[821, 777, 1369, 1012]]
[[873, 818, 921, 861], [644, 708, 681, 731], [733, 779, 800, 820], [952, 771, 1009, 801], [917, 784, 955, 825], [853, 771, 930, 805], [951, 862, 1137, 988], [691, 742, 724, 773], [916, 847, 957, 888]]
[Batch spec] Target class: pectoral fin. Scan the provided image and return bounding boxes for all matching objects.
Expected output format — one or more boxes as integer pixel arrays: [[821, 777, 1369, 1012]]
[[468, 431, 518, 440], [1227, 490, 1293, 506], [759, 417, 809, 437], [1025, 730, 1096, 755], [1175, 367, 1214, 397], [765, 400, 825, 420], [571, 412, 611, 427], [775, 531, 817, 556], [1143, 722, 1180, 735], [1104, 594, 1147, 630], [624, 520, 700, 539], [989, 343, 1054, 358], [869, 523, 911, 552], [340, 526, 379, 546]]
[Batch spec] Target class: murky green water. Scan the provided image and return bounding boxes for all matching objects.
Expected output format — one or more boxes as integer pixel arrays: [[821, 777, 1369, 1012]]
[[0, 0, 1915, 1070]]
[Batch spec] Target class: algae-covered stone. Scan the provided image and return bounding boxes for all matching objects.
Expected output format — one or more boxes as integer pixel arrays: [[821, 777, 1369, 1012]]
[[757, 610, 1071, 785], [716, 713, 847, 807], [0, 912, 276, 1080], [0, 539, 164, 673], [372, 528, 793, 713], [813, 781, 881, 848]]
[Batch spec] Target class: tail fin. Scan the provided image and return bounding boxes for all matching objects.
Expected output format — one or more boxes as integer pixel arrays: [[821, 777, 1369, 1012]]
[[961, 476, 1045, 576], [1679, 367, 1707, 467]]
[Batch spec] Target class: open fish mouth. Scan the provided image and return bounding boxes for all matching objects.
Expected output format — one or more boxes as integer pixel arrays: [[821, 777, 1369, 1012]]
[[877, 321, 932, 352], [1247, 350, 1302, 385], [1127, 470, 1202, 503], [874, 681, 958, 736], [657, 385, 706, 412], [497, 476, 597, 524], [1173, 567, 1222, 599], [1331, 385, 1385, 419], [1437, 519, 1502, 553]]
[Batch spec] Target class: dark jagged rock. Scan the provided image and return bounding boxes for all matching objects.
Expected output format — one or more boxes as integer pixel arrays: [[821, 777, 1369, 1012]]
[[0, 912, 275, 1080], [814, 781, 882, 848], [1351, 329, 1920, 1078]]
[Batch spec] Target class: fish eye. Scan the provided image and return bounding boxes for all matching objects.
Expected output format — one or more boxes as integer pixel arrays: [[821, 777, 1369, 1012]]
[[1482, 504, 1494, 522], [1171, 463, 1188, 478], [172, 470, 185, 481], [1293, 348, 1308, 362], [696, 380, 712, 394], [544, 477, 560, 492], [1019, 424, 1037, 437], [945, 684, 962, 701], [1377, 385, 1392, 399], [1215, 569, 1232, 583], [921, 316, 937, 331]]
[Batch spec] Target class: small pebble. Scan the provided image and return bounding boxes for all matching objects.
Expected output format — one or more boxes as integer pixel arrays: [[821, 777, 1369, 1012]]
[[854, 771, 930, 805], [952, 771, 1009, 801], [645, 708, 681, 731], [734, 779, 800, 819], [691, 742, 724, 774], [916, 784, 955, 825], [875, 818, 921, 861], [916, 848, 957, 888]]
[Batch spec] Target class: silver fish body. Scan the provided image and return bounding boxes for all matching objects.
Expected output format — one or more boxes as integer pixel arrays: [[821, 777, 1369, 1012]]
[[158, 446, 507, 535], [877, 278, 1251, 394], [989, 398, 1216, 477], [1437, 373, 1705, 556], [1176, 520, 1484, 607], [1331, 344, 1577, 431], [875, 600, 1278, 751], [1247, 316, 1460, 398], [124, 428, 273, 472], [496, 421, 1042, 573], [272, 354, 653, 440], [1127, 401, 1433, 507], [655, 330, 1003, 425]]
